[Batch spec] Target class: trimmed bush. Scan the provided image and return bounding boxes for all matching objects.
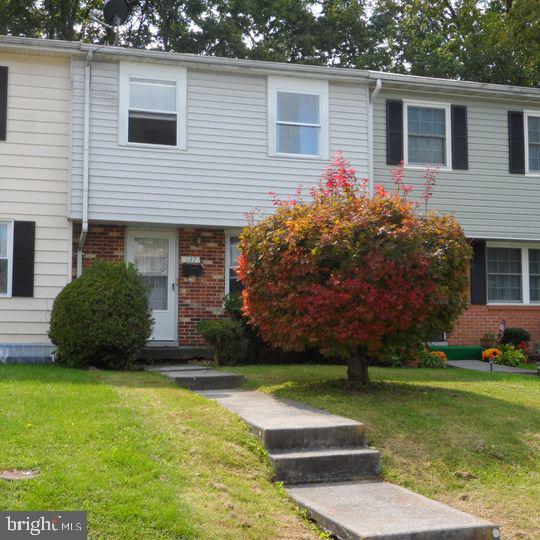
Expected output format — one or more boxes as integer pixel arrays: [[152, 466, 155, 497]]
[[49, 260, 153, 369], [197, 319, 248, 365], [500, 327, 531, 347], [498, 344, 527, 367]]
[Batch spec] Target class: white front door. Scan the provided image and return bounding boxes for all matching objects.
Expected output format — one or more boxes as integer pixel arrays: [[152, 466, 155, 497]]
[[126, 230, 177, 341]]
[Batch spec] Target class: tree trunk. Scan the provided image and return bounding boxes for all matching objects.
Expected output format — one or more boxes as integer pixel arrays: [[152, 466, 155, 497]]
[[347, 346, 370, 384]]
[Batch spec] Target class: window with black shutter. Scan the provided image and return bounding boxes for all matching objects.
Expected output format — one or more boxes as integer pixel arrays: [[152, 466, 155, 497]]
[[386, 100, 403, 165], [451, 105, 468, 170], [470, 240, 487, 305], [0, 66, 8, 141], [12, 221, 35, 297], [508, 111, 525, 174]]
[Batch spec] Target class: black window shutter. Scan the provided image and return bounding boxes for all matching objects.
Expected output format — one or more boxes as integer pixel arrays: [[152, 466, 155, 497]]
[[508, 111, 525, 174], [470, 240, 487, 305], [0, 66, 7, 141], [386, 100, 403, 165], [12, 221, 35, 297], [451, 105, 468, 170]]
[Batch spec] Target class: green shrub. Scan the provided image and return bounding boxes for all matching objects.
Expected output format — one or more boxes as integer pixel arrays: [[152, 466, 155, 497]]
[[49, 260, 153, 369], [498, 344, 527, 367], [418, 349, 446, 368], [197, 319, 248, 365], [223, 293, 243, 319], [500, 327, 531, 347]]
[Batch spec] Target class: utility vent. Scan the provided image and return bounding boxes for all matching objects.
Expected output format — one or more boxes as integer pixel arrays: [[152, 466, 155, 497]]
[[0, 343, 54, 364]]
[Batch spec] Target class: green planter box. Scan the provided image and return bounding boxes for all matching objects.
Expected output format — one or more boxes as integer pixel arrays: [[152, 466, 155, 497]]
[[428, 345, 483, 360]]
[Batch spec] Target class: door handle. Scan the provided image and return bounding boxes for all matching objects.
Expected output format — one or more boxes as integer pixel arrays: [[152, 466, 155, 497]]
[[171, 282, 175, 291]]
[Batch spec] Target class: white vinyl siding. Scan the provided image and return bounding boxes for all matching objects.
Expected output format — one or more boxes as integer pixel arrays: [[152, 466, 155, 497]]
[[374, 89, 540, 240], [525, 111, 540, 174], [0, 52, 71, 343], [70, 61, 368, 227]]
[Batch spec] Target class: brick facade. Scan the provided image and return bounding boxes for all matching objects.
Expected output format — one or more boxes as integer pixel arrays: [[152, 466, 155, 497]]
[[448, 304, 540, 348], [73, 223, 226, 346], [178, 229, 226, 345], [72, 223, 125, 278]]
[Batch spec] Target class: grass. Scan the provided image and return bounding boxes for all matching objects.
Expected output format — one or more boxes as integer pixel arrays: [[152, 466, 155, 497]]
[[228, 364, 540, 538], [0, 365, 318, 540]]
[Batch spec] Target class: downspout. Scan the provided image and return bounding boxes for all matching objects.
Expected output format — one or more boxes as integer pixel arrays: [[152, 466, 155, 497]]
[[368, 78, 382, 198], [76, 48, 93, 276]]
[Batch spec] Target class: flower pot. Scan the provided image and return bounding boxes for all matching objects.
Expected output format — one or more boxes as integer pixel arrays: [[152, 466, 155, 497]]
[[406, 359, 420, 368]]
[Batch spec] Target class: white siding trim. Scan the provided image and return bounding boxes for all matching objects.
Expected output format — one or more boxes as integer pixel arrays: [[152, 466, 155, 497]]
[[403, 99, 452, 171], [118, 61, 187, 150], [524, 109, 540, 177], [225, 228, 242, 295], [0, 220, 14, 297], [267, 76, 329, 160]]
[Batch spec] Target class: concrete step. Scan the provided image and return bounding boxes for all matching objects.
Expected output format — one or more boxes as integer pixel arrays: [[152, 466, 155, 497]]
[[167, 369, 245, 390], [147, 364, 212, 372], [140, 346, 214, 361], [201, 390, 366, 451], [287, 481, 500, 540], [270, 448, 381, 484]]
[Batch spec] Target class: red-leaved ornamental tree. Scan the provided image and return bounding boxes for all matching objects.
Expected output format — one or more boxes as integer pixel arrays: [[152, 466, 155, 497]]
[[238, 153, 472, 383]]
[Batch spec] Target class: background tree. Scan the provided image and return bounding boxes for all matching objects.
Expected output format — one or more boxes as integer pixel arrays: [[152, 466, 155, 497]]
[[0, 0, 536, 86], [238, 154, 472, 383]]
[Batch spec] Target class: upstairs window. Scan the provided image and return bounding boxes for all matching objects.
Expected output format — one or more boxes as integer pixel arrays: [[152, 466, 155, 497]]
[[268, 76, 329, 159], [527, 114, 540, 173], [276, 92, 320, 156], [119, 62, 187, 149], [405, 103, 450, 166], [128, 78, 177, 146]]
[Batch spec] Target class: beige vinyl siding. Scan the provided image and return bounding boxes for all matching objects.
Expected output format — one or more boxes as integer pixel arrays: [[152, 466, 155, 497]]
[[0, 52, 71, 344], [69, 59, 369, 226], [373, 89, 540, 240]]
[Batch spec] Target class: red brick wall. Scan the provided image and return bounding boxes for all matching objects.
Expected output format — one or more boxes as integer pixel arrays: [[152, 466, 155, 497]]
[[178, 228, 226, 346], [72, 223, 125, 278], [449, 305, 540, 348]]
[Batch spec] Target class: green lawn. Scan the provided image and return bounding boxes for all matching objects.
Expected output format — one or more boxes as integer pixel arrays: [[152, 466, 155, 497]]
[[0, 365, 317, 540], [229, 364, 540, 538]]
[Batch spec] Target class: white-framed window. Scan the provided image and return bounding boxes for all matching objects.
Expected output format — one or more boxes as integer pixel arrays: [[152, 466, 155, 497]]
[[0, 221, 13, 297], [119, 61, 187, 149], [225, 232, 242, 294], [268, 76, 329, 159], [404, 100, 451, 169], [486, 242, 540, 304], [525, 111, 540, 175]]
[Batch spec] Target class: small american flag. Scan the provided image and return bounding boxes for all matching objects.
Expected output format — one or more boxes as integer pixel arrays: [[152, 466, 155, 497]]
[[498, 320, 506, 336]]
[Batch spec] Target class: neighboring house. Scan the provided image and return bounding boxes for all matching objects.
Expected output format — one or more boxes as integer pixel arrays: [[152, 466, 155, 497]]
[[0, 40, 72, 362], [371, 75, 540, 347], [0, 36, 539, 360]]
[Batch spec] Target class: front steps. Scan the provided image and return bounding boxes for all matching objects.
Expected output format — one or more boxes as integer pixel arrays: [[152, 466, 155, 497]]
[[270, 448, 381, 484], [140, 346, 214, 362], [202, 389, 500, 540], [201, 389, 380, 484], [150, 365, 245, 391]]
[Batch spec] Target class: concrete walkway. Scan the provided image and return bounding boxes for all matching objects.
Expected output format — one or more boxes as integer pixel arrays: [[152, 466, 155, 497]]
[[202, 388, 500, 540], [149, 364, 245, 390], [448, 359, 538, 375]]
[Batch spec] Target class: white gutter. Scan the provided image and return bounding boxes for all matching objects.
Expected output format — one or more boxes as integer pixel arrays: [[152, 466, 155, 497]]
[[76, 49, 93, 276], [368, 78, 382, 198]]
